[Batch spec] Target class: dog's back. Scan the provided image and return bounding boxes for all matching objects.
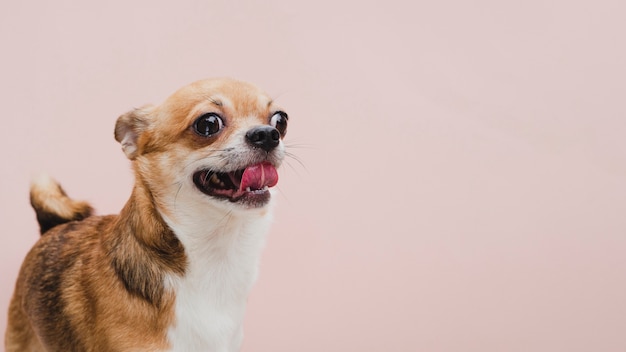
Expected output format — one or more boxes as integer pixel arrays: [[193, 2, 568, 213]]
[[5, 176, 173, 351], [6, 175, 93, 351]]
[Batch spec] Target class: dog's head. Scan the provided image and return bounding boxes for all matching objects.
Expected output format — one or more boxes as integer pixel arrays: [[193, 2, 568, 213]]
[[114, 78, 287, 215]]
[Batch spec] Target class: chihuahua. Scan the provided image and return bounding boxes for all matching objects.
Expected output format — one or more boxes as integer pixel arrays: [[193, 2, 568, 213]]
[[5, 78, 288, 351]]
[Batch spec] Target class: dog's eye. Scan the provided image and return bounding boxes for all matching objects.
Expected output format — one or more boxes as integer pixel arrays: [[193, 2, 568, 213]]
[[270, 111, 288, 137], [193, 113, 224, 137]]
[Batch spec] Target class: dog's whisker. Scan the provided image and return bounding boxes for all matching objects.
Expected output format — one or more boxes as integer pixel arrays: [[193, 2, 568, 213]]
[[285, 143, 315, 150], [221, 211, 234, 228], [182, 152, 228, 172], [275, 184, 292, 205], [284, 152, 308, 172], [173, 181, 183, 210]]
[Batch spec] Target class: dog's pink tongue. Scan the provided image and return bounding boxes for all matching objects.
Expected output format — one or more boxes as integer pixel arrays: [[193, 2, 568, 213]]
[[240, 162, 278, 191]]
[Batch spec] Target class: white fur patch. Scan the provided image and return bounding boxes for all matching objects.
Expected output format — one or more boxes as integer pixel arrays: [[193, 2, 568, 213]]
[[161, 180, 275, 352]]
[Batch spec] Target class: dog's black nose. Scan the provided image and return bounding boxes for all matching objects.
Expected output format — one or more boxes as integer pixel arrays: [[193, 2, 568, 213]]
[[246, 126, 280, 152]]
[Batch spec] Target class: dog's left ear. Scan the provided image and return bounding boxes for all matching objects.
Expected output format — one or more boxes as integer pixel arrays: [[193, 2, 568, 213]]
[[114, 106, 153, 160]]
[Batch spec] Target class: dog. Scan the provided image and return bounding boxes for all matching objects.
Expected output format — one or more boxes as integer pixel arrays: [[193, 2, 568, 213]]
[[5, 78, 288, 351]]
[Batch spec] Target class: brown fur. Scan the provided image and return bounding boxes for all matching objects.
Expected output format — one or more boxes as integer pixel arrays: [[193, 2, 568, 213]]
[[6, 179, 184, 351], [29, 176, 93, 234], [6, 78, 283, 351]]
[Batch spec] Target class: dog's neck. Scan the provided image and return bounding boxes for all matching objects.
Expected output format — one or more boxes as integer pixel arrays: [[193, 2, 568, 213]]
[[108, 172, 273, 305], [107, 180, 186, 306], [134, 172, 274, 351], [157, 181, 273, 293]]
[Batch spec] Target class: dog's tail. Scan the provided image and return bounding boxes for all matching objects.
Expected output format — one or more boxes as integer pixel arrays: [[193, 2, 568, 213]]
[[30, 174, 93, 235]]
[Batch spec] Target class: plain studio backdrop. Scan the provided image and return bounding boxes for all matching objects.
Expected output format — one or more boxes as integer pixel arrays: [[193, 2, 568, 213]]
[[1, 0, 625, 351]]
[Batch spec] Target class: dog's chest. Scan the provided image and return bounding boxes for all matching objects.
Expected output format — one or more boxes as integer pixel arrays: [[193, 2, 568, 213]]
[[166, 273, 248, 352], [164, 214, 270, 352]]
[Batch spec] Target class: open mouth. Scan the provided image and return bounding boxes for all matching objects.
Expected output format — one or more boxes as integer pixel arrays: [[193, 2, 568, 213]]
[[193, 162, 279, 206]]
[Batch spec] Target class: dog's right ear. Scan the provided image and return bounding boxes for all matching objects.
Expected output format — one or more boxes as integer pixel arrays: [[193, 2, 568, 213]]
[[114, 106, 153, 160]]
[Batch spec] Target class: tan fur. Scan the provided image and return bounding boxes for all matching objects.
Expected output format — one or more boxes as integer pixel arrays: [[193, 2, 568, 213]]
[[5, 78, 285, 351], [29, 175, 93, 234], [7, 184, 182, 351], [30, 175, 92, 221]]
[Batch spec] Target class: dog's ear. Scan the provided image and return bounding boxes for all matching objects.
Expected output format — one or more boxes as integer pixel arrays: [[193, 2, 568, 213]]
[[114, 106, 153, 160]]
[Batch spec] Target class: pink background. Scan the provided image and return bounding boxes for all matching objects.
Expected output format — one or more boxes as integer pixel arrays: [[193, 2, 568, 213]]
[[1, 0, 625, 351]]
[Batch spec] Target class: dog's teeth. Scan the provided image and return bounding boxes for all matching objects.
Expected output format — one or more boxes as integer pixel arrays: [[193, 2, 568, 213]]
[[263, 186, 268, 191], [210, 174, 220, 185], [246, 187, 251, 192]]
